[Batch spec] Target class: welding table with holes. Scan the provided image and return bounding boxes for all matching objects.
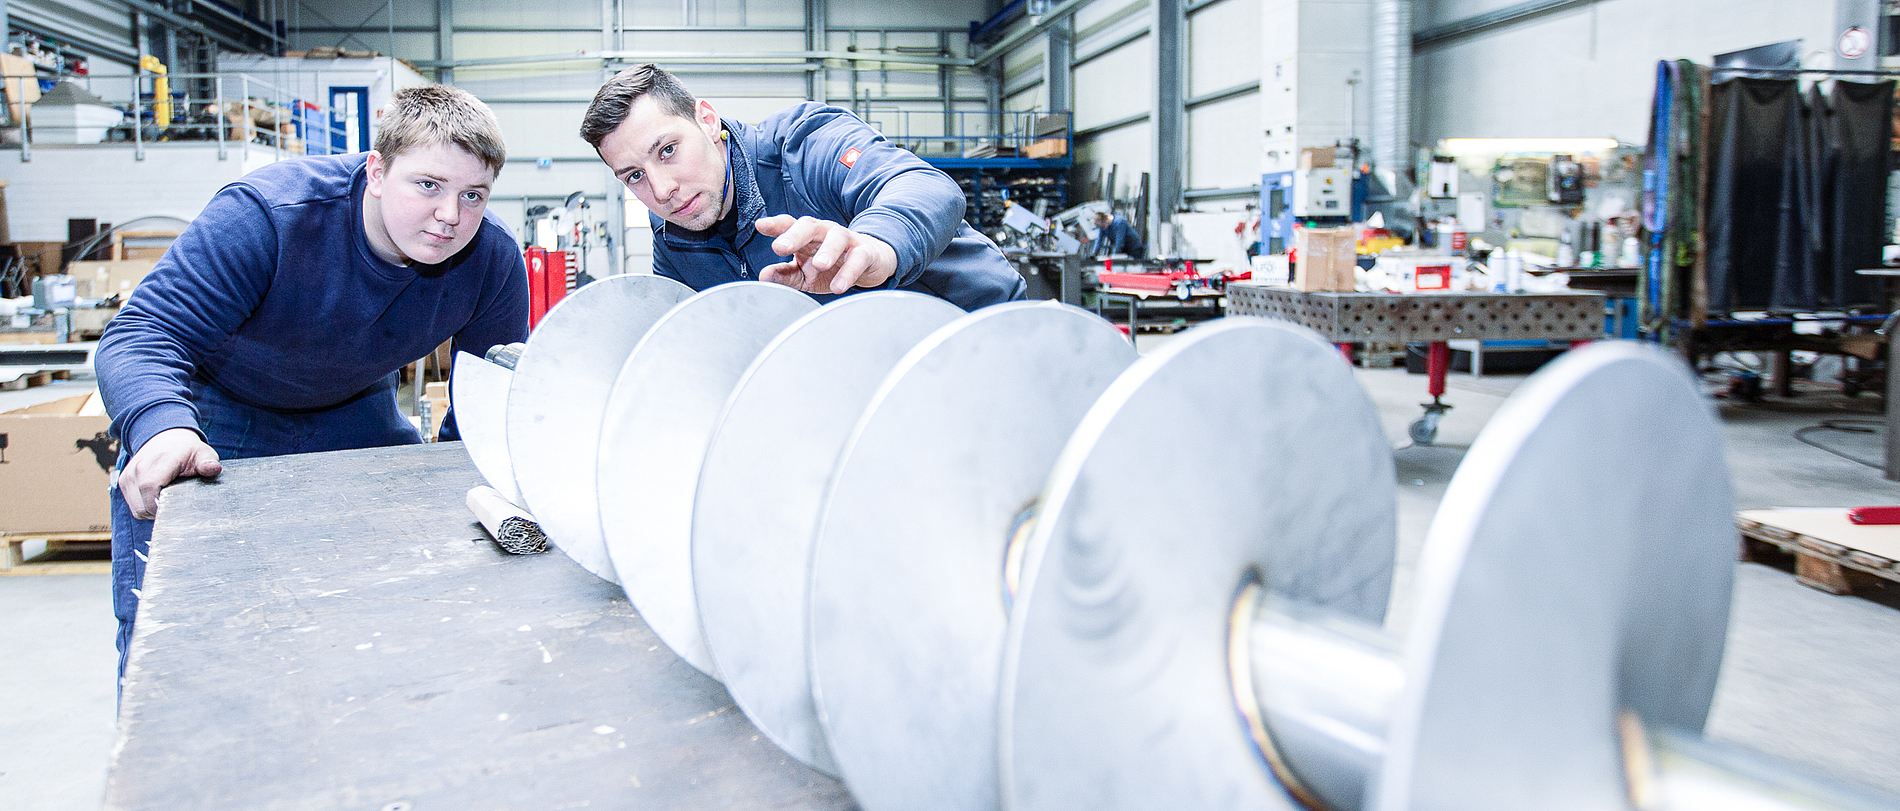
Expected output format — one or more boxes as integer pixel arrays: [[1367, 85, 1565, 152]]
[[104, 441, 857, 811], [1225, 285, 1608, 444]]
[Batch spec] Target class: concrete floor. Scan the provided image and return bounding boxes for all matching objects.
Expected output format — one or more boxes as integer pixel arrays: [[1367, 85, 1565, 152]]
[[5, 356, 1900, 807], [0, 375, 119, 811]]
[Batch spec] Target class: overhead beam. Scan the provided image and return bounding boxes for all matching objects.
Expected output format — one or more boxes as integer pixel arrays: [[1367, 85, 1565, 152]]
[[116, 0, 255, 53], [9, 5, 140, 63], [176, 0, 280, 42], [1412, 0, 1600, 51], [411, 48, 973, 70], [973, 0, 1087, 67]]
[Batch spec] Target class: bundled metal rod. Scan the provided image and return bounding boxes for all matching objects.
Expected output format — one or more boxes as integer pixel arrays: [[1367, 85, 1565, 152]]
[[465, 485, 547, 555]]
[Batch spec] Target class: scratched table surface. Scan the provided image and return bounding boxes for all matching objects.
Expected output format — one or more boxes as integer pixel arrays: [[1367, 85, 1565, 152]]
[[106, 441, 857, 811]]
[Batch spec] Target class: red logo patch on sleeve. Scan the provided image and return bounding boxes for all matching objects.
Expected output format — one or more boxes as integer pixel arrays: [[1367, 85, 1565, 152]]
[[839, 148, 862, 168]]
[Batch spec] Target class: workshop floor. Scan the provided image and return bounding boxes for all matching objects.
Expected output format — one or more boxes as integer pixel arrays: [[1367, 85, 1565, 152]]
[[5, 354, 1900, 808]]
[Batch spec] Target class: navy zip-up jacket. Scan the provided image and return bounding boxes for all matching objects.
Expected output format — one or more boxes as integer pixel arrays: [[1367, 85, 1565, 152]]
[[1093, 215, 1145, 260], [650, 103, 1026, 311], [96, 152, 529, 456]]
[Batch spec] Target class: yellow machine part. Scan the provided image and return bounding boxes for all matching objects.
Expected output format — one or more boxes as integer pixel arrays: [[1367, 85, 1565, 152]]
[[139, 55, 170, 128]]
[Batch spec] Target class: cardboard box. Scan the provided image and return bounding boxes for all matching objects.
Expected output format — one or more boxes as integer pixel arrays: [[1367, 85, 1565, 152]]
[[0, 53, 42, 127], [1299, 147, 1335, 170], [1025, 137, 1068, 159], [0, 393, 114, 533], [69, 306, 116, 337], [68, 258, 157, 299], [14, 241, 64, 277], [1293, 227, 1357, 292]]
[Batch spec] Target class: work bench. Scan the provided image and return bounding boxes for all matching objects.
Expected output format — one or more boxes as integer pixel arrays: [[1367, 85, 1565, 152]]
[[1226, 284, 1607, 443], [105, 441, 856, 810]]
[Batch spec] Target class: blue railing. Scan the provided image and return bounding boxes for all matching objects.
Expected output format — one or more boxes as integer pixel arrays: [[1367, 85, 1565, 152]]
[[856, 108, 1070, 160]]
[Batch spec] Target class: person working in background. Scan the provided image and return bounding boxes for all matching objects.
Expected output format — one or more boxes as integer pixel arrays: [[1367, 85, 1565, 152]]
[[1092, 209, 1146, 260], [96, 85, 530, 684], [579, 63, 1026, 311]]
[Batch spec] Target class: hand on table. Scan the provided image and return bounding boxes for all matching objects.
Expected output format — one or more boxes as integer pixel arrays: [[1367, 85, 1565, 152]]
[[754, 214, 898, 295], [118, 427, 222, 520]]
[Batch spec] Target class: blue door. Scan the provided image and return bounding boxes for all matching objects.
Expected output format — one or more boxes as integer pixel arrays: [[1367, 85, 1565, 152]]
[[329, 86, 370, 154]]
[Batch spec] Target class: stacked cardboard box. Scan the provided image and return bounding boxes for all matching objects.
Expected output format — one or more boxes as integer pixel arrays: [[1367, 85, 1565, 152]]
[[1025, 138, 1068, 159], [1293, 227, 1358, 292], [0, 392, 113, 533]]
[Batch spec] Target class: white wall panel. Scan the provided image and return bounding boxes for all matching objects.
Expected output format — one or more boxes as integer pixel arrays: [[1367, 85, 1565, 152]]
[[824, 65, 952, 101], [623, 0, 689, 26], [1003, 38, 1048, 87], [1293, 52, 1366, 149], [294, 0, 437, 31], [674, 72, 810, 99], [701, 96, 820, 122], [1074, 121, 1151, 201], [1187, 92, 1260, 189], [453, 32, 601, 59], [1005, 85, 1044, 112], [617, 29, 809, 52], [452, 0, 605, 28], [1073, 36, 1151, 129], [1414, 0, 1836, 145], [826, 0, 990, 28], [490, 102, 597, 157], [1187, 0, 1262, 96], [287, 30, 441, 60], [1075, 0, 1149, 36], [491, 161, 615, 207], [0, 143, 287, 242], [453, 66, 609, 100]]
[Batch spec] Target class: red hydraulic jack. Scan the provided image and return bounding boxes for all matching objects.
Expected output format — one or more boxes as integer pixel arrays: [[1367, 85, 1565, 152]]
[[1410, 341, 1453, 446]]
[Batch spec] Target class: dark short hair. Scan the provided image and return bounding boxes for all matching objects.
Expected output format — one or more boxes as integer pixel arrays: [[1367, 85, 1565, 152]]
[[580, 64, 699, 147], [376, 84, 506, 174]]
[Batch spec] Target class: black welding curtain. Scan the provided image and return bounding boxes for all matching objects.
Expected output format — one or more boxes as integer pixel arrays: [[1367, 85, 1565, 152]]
[[1706, 77, 1892, 314], [1827, 80, 1892, 307]]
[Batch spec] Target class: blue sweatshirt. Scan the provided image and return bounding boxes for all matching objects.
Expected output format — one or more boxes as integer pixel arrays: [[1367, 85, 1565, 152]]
[[651, 103, 1027, 311], [97, 152, 529, 456]]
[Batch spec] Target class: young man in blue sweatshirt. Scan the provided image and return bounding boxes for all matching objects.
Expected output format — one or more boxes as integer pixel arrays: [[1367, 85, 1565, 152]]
[[96, 85, 529, 680], [579, 64, 1026, 311]]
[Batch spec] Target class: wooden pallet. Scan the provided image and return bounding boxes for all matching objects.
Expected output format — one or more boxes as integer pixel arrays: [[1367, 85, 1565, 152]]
[[0, 530, 110, 575], [0, 368, 71, 391], [1737, 509, 1900, 602]]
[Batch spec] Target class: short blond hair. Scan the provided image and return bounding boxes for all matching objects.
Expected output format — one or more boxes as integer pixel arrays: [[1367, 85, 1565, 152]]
[[375, 85, 507, 174]]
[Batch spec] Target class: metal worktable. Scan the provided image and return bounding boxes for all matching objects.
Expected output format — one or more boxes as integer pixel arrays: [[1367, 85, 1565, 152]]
[[1226, 284, 1607, 443], [106, 442, 857, 811], [1224, 284, 1607, 344]]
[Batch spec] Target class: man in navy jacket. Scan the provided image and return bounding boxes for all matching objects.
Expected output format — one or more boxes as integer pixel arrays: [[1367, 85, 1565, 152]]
[[579, 64, 1025, 310], [96, 85, 529, 682], [1092, 209, 1146, 260]]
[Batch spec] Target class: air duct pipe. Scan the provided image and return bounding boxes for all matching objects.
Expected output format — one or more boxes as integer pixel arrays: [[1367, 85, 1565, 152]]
[[1371, 0, 1412, 191]]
